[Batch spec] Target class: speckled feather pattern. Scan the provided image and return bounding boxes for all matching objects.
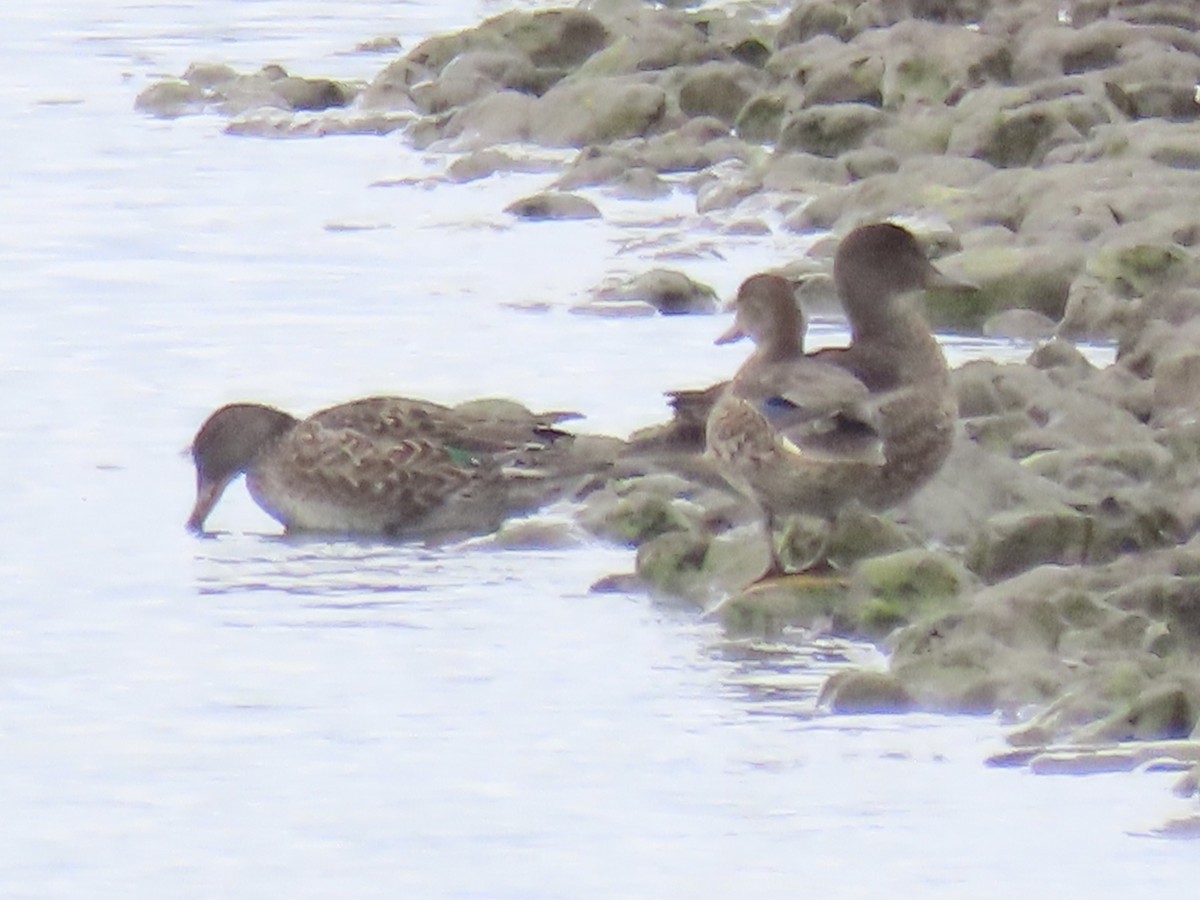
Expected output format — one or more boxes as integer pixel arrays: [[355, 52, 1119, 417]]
[[189, 395, 583, 537]]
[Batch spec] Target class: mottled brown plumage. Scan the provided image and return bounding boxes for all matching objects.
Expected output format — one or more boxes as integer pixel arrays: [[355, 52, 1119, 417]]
[[705, 223, 962, 577], [186, 396, 590, 538]]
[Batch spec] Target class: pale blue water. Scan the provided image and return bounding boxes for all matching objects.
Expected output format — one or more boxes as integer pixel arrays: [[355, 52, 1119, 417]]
[[0, 1, 1189, 897]]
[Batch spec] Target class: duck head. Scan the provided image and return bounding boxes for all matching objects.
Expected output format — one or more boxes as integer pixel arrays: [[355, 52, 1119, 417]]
[[715, 273, 806, 357], [833, 222, 965, 339], [186, 403, 297, 532]]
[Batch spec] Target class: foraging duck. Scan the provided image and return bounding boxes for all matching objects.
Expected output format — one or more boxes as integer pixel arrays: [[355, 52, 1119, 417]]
[[705, 223, 962, 578], [186, 395, 592, 538]]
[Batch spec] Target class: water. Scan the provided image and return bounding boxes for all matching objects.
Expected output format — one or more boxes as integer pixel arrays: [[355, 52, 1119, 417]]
[[0, 1, 1191, 896]]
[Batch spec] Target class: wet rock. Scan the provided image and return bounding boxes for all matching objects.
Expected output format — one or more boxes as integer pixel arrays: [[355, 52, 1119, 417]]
[[842, 147, 900, 180], [967, 506, 1094, 582], [1105, 80, 1200, 121], [504, 192, 601, 221], [136, 64, 356, 119], [134, 80, 205, 118], [584, 269, 719, 315], [777, 103, 888, 157], [436, 90, 536, 145], [768, 37, 884, 108], [852, 548, 974, 637], [409, 49, 546, 113], [634, 530, 713, 600], [577, 473, 713, 546], [676, 61, 761, 125], [446, 148, 555, 182], [776, 2, 854, 46], [734, 93, 787, 143], [820, 669, 916, 713], [712, 574, 854, 635], [928, 243, 1082, 330], [529, 79, 669, 146], [950, 89, 1112, 168], [278, 77, 354, 112], [1085, 682, 1200, 742], [1086, 238, 1196, 297], [982, 308, 1059, 340]]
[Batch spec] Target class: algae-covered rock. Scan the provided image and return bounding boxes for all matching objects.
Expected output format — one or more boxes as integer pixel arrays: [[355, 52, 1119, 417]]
[[967, 506, 1094, 582], [776, 1, 853, 46], [852, 548, 974, 638], [677, 61, 759, 125], [820, 669, 915, 714], [634, 530, 713, 600], [1083, 682, 1200, 742], [1087, 240, 1196, 297], [927, 244, 1081, 330], [777, 103, 888, 158], [712, 574, 854, 636], [735, 93, 787, 143], [530, 79, 669, 146], [578, 481, 700, 546]]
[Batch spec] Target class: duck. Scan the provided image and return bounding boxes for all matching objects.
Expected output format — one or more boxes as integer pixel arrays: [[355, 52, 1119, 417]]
[[186, 395, 597, 539], [705, 222, 963, 579]]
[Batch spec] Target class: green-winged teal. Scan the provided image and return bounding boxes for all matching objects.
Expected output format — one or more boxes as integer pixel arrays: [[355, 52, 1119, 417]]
[[705, 222, 962, 578], [186, 395, 593, 538]]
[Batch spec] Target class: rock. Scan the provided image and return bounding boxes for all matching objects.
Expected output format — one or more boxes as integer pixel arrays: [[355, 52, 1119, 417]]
[[677, 61, 760, 125], [820, 669, 916, 714], [1084, 682, 1200, 742], [634, 530, 714, 600], [928, 244, 1082, 330], [1086, 238, 1196, 297], [504, 192, 601, 221], [982, 308, 1059, 340], [530, 79, 669, 146], [967, 506, 1094, 582], [735, 93, 788, 143], [134, 80, 205, 118], [777, 103, 888, 157], [776, 2, 854, 46], [584, 269, 719, 315], [712, 574, 854, 635], [952, 91, 1112, 168], [577, 474, 711, 545], [408, 49, 545, 113], [136, 64, 356, 119], [852, 548, 974, 637], [446, 148, 554, 182]]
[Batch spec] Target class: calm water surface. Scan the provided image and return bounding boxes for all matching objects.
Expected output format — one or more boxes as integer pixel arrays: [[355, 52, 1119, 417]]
[[1, 1, 1191, 896]]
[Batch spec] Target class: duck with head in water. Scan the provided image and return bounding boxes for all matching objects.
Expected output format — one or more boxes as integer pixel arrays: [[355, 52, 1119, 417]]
[[705, 222, 966, 581], [186, 395, 594, 539]]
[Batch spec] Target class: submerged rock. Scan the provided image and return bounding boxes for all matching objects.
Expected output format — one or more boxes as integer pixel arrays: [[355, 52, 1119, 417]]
[[505, 191, 601, 221], [582, 268, 719, 315]]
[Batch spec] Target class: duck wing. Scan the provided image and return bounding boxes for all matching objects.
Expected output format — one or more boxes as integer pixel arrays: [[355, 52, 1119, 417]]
[[309, 396, 572, 453], [732, 357, 884, 465]]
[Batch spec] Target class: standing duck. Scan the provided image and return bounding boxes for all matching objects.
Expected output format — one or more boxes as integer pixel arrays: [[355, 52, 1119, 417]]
[[186, 395, 594, 539], [705, 222, 962, 579]]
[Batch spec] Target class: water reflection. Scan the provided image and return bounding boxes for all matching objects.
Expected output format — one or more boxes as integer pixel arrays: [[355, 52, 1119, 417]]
[[714, 632, 881, 719]]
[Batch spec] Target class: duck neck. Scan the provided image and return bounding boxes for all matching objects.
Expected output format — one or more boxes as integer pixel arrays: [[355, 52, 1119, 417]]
[[756, 302, 805, 360], [850, 303, 947, 379], [757, 328, 802, 361]]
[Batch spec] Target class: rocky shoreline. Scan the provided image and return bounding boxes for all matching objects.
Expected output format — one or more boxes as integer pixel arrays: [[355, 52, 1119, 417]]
[[139, 0, 1200, 821]]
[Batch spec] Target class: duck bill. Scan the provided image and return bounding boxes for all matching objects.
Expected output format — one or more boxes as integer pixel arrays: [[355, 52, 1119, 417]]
[[714, 319, 747, 345], [186, 476, 228, 533]]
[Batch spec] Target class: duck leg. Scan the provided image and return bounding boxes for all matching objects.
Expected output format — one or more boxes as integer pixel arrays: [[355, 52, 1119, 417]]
[[751, 509, 841, 585]]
